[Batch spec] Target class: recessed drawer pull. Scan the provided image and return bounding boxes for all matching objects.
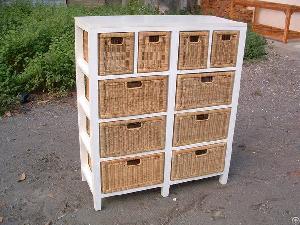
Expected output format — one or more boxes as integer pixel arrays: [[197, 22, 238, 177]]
[[111, 37, 123, 44], [195, 149, 208, 156], [201, 76, 213, 83], [126, 122, 142, 129], [189, 35, 199, 42], [196, 114, 209, 121], [126, 159, 141, 166], [149, 35, 160, 42], [127, 81, 143, 88], [222, 34, 231, 41]]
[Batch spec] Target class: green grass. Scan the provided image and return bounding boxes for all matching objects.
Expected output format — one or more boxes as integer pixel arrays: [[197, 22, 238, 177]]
[[0, 1, 266, 115]]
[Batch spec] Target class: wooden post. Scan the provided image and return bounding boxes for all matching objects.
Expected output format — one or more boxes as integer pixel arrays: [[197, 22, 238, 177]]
[[253, 7, 259, 25], [283, 8, 292, 43]]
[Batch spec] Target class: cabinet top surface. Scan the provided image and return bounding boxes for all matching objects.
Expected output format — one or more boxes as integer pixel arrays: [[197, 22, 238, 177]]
[[75, 15, 246, 30]]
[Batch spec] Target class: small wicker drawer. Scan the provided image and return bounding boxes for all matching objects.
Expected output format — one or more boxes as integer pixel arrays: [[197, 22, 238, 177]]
[[101, 153, 164, 193], [211, 31, 239, 68], [99, 76, 168, 118], [83, 30, 88, 62], [176, 72, 235, 110], [100, 116, 166, 157], [171, 143, 226, 180], [98, 32, 134, 75], [178, 31, 209, 70], [84, 75, 89, 100], [173, 109, 231, 147], [138, 32, 170, 73]]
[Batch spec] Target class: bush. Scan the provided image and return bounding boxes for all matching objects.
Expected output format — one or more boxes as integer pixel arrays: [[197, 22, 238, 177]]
[[0, 0, 157, 115], [244, 29, 267, 60], [0, 1, 267, 115]]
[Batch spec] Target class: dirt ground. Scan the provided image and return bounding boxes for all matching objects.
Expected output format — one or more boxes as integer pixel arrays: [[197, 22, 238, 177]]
[[0, 41, 299, 225]]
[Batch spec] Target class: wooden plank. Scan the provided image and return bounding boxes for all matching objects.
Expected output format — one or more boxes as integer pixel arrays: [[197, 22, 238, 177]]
[[232, 0, 300, 12]]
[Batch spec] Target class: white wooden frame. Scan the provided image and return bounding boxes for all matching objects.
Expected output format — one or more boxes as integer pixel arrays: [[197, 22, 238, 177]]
[[75, 15, 247, 210]]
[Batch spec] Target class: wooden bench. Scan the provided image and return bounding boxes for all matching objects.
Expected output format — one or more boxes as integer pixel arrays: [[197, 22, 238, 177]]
[[230, 0, 300, 43]]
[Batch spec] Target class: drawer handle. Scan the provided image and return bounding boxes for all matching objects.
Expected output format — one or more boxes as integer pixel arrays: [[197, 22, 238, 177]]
[[111, 37, 123, 45], [127, 122, 142, 129], [189, 35, 199, 42], [221, 34, 231, 41], [149, 35, 160, 43], [127, 159, 141, 166], [195, 149, 208, 156], [196, 114, 209, 121], [201, 76, 213, 83], [127, 81, 142, 88]]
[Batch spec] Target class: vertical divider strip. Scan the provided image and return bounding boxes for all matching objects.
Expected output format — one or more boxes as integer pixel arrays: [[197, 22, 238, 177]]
[[88, 29, 102, 210], [161, 30, 179, 197], [207, 29, 213, 68]]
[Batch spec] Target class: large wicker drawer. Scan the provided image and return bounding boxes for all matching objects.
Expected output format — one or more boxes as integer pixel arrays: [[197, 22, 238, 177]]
[[99, 76, 168, 118], [101, 153, 164, 193], [173, 109, 231, 147], [176, 72, 234, 110], [211, 31, 239, 68], [171, 143, 226, 180], [100, 116, 166, 157]]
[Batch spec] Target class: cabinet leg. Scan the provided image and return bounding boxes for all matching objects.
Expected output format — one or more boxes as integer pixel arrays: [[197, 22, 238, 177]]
[[93, 197, 102, 211], [81, 169, 86, 181], [161, 186, 170, 197], [219, 173, 228, 185]]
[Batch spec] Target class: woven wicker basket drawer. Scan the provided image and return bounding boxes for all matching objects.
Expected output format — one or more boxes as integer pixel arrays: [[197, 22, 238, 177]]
[[83, 30, 88, 62], [178, 31, 209, 70], [138, 32, 170, 73], [98, 32, 134, 75], [171, 143, 226, 180], [211, 31, 239, 68], [176, 72, 234, 110], [99, 76, 168, 118], [100, 116, 166, 157], [84, 75, 89, 100], [173, 109, 231, 147], [101, 153, 164, 193]]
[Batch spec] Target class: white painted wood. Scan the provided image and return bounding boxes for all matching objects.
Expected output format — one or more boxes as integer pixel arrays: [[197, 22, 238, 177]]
[[99, 112, 167, 123], [172, 139, 227, 151], [82, 165, 94, 194], [100, 150, 165, 162], [161, 30, 179, 197], [170, 172, 223, 185], [219, 27, 247, 185], [78, 96, 91, 119], [75, 15, 247, 210], [175, 105, 231, 114], [88, 30, 102, 211], [102, 184, 163, 198], [80, 131, 91, 155]]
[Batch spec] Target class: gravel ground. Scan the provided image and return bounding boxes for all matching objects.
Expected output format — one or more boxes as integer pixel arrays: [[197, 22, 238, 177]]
[[0, 41, 299, 225]]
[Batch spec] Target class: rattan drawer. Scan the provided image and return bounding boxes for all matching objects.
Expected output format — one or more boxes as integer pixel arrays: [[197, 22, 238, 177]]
[[83, 30, 88, 62], [178, 31, 209, 70], [101, 153, 164, 193], [176, 72, 234, 110], [173, 109, 231, 147], [100, 116, 166, 157], [138, 32, 170, 73], [99, 76, 168, 118], [171, 143, 226, 180], [98, 32, 134, 75], [211, 31, 239, 68]]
